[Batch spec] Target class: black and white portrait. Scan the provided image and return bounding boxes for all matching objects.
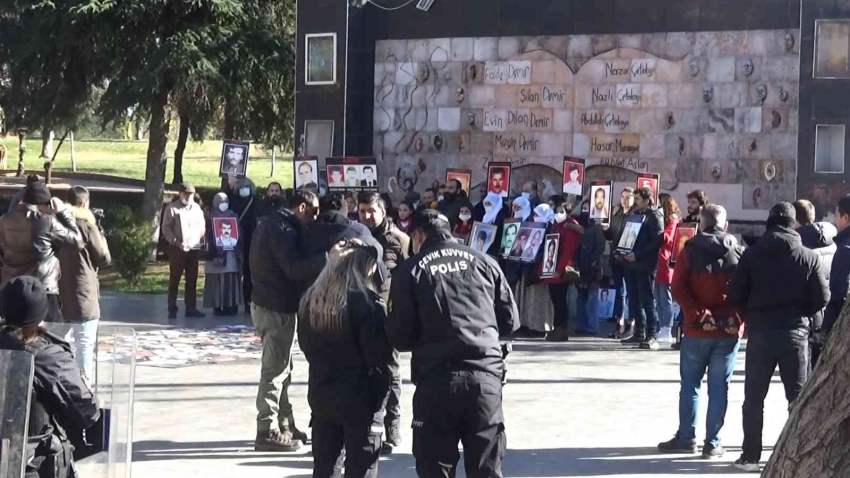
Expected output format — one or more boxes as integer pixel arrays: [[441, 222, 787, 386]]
[[220, 141, 249, 178]]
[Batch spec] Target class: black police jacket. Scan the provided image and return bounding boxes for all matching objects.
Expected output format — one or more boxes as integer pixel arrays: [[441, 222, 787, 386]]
[[298, 290, 394, 423], [387, 236, 519, 384], [0, 327, 100, 472]]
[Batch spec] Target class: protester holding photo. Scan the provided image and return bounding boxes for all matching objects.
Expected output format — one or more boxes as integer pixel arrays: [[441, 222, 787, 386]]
[[655, 193, 681, 343], [576, 203, 606, 336], [605, 188, 635, 339], [474, 192, 507, 257], [542, 196, 584, 342], [513, 204, 556, 337], [204, 193, 243, 316]]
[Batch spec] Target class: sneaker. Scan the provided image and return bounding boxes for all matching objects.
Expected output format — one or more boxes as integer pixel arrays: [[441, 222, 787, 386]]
[[255, 429, 301, 452], [185, 309, 206, 318], [385, 423, 402, 447], [621, 334, 645, 345], [657, 327, 673, 343], [732, 457, 760, 472], [380, 442, 394, 455], [702, 444, 725, 459], [657, 436, 698, 454], [640, 336, 660, 350], [285, 424, 310, 445], [545, 328, 570, 342]]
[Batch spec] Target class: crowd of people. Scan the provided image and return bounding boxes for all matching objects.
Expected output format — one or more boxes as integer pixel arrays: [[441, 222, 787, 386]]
[[2, 169, 850, 477]]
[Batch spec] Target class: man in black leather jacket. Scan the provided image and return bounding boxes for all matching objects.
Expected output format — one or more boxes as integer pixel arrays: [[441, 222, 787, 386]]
[[388, 210, 519, 478], [0, 276, 100, 478], [250, 190, 328, 452], [0, 183, 83, 323]]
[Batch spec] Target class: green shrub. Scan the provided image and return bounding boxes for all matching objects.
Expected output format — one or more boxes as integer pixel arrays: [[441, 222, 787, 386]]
[[102, 206, 156, 287]]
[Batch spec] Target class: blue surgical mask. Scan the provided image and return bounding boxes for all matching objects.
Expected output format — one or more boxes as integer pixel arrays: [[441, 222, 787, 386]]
[[521, 192, 531, 200], [219, 203, 230, 212]]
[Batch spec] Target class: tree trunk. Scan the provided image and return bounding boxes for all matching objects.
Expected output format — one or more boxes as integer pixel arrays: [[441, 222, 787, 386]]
[[141, 89, 170, 233], [70, 132, 76, 172], [16, 131, 26, 177], [762, 301, 850, 477], [39, 128, 54, 159], [173, 113, 189, 185], [270, 145, 276, 177]]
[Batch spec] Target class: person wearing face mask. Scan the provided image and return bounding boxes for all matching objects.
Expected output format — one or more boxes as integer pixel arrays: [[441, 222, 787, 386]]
[[475, 191, 507, 257], [541, 196, 584, 342], [203, 193, 243, 316], [453, 201, 475, 236], [387, 209, 519, 478], [575, 203, 607, 336], [0, 182, 83, 324], [522, 181, 541, 210], [605, 188, 635, 339], [229, 178, 258, 314], [250, 190, 330, 452], [513, 204, 558, 336], [161, 182, 207, 319]]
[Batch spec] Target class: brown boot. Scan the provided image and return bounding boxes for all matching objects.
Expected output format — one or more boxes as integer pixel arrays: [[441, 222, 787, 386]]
[[255, 428, 302, 452], [283, 422, 310, 445]]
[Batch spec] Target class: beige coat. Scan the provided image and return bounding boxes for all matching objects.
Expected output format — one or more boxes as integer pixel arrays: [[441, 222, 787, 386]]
[[58, 208, 111, 322], [161, 199, 206, 251]]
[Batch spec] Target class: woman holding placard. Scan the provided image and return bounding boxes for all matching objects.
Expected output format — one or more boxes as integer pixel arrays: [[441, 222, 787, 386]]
[[540, 196, 584, 342]]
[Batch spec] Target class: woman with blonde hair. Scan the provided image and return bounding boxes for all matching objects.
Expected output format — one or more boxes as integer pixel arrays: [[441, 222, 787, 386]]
[[298, 241, 394, 478]]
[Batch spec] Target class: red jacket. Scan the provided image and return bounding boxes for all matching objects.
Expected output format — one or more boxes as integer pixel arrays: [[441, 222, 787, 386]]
[[671, 229, 745, 339], [453, 220, 473, 236], [656, 217, 679, 284], [540, 218, 582, 284]]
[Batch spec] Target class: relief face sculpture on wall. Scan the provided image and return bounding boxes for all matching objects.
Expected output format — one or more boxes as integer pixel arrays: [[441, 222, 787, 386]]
[[374, 29, 800, 211]]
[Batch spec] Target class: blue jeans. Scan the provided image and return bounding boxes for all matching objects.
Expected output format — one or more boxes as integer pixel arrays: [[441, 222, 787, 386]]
[[612, 263, 628, 320], [655, 283, 674, 330], [576, 286, 599, 333], [69, 319, 99, 380], [677, 336, 740, 448]]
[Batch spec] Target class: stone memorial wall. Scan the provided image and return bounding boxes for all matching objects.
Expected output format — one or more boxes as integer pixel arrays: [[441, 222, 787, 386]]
[[373, 30, 800, 219]]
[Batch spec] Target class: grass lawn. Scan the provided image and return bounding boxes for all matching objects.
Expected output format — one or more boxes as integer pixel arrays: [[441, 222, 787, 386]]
[[99, 262, 206, 295], [0, 138, 294, 189]]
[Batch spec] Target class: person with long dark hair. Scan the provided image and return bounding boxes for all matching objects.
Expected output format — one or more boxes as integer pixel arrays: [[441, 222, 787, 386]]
[[395, 201, 415, 235], [656, 193, 682, 343], [298, 243, 393, 478], [541, 195, 583, 342]]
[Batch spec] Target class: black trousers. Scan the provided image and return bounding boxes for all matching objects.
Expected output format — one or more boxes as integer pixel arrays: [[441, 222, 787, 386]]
[[312, 414, 383, 478], [383, 350, 402, 429], [624, 268, 657, 338], [46, 294, 63, 323], [741, 328, 808, 462], [413, 370, 506, 478], [548, 283, 570, 329]]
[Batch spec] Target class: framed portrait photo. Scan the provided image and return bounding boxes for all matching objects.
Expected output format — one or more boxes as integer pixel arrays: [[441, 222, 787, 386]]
[[670, 223, 698, 266], [589, 180, 613, 224], [305, 33, 337, 85], [500, 219, 521, 258], [294, 157, 319, 192], [487, 162, 512, 198], [562, 157, 585, 198], [597, 289, 617, 319], [636, 173, 660, 206], [451, 234, 468, 246], [509, 222, 547, 263], [220, 140, 250, 179], [540, 234, 561, 279], [617, 214, 646, 254], [213, 217, 240, 251], [446, 168, 472, 196], [326, 157, 378, 193], [469, 222, 498, 253]]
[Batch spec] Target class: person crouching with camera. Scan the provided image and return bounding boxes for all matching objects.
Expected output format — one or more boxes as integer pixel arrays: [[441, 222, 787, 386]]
[[298, 240, 394, 478]]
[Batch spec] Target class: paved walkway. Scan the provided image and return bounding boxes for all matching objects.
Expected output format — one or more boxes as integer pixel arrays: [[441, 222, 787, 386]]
[[102, 293, 790, 477]]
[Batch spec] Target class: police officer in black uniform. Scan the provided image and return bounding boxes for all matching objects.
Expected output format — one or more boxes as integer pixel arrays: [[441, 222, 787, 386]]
[[387, 210, 519, 478]]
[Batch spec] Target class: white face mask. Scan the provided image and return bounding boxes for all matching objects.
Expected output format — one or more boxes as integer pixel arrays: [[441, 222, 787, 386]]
[[555, 212, 568, 223], [459, 213, 472, 222], [180, 197, 192, 206], [239, 187, 251, 197], [513, 211, 525, 219], [219, 203, 230, 212], [483, 202, 494, 213], [533, 215, 543, 223]]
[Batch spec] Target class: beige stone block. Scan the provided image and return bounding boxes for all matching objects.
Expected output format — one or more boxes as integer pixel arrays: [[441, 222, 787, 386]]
[[718, 31, 743, 56], [408, 39, 430, 62], [451, 38, 474, 61], [507, 61, 533, 85], [641, 134, 666, 158], [735, 108, 762, 134], [702, 133, 718, 159], [470, 132, 494, 154], [541, 84, 572, 109], [483, 109, 507, 132], [374, 108, 393, 133], [602, 110, 632, 134], [554, 109, 573, 132], [429, 85, 452, 107], [588, 133, 640, 158], [718, 83, 750, 108], [605, 59, 634, 84], [667, 32, 696, 59], [438, 107, 461, 132], [494, 85, 518, 108], [630, 58, 657, 83], [770, 134, 797, 161], [532, 61, 556, 84], [667, 83, 703, 108], [694, 32, 720, 57], [474, 37, 498, 62], [630, 109, 664, 133], [538, 133, 568, 156], [681, 56, 708, 83], [498, 37, 521, 61], [505, 108, 530, 132], [761, 56, 799, 82], [641, 84, 668, 108], [517, 85, 542, 107], [655, 58, 682, 83], [616, 84, 642, 108], [585, 85, 616, 109], [484, 62, 508, 85], [553, 61, 575, 84], [469, 85, 496, 108], [617, 34, 643, 50], [396, 60, 419, 86], [573, 133, 591, 157], [576, 59, 609, 84], [708, 57, 736, 83], [568, 35, 593, 60], [574, 109, 604, 134]]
